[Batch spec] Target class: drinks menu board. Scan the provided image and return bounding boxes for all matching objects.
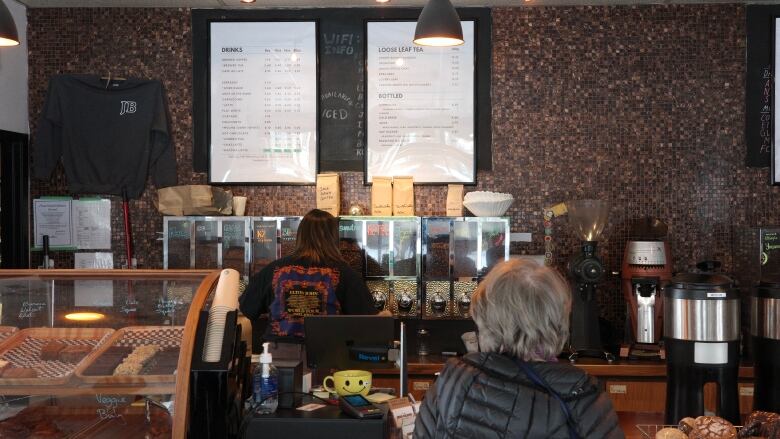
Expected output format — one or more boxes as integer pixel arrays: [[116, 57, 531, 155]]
[[210, 22, 318, 184], [366, 21, 475, 184]]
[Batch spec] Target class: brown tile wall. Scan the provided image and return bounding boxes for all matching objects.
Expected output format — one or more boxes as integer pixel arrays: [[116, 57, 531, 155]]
[[26, 5, 779, 337]]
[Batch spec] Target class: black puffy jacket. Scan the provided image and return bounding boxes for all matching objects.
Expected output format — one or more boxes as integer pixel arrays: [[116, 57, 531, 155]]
[[413, 352, 624, 439]]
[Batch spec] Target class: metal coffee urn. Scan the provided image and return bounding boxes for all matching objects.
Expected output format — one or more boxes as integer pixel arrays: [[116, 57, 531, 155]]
[[752, 279, 780, 412], [664, 272, 740, 425]]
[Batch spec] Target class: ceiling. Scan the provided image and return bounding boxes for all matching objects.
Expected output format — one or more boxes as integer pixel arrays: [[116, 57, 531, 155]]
[[13, 0, 780, 8]]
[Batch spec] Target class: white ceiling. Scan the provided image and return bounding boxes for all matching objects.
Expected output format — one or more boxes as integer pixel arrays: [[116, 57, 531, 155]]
[[14, 0, 780, 8]]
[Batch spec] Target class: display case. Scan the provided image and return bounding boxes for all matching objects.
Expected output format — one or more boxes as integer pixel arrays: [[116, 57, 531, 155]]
[[0, 269, 230, 439], [338, 217, 421, 317], [164, 216, 302, 281], [422, 217, 510, 319]]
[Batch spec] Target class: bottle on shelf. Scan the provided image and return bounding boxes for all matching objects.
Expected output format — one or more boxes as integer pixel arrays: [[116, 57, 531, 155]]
[[253, 342, 278, 414]]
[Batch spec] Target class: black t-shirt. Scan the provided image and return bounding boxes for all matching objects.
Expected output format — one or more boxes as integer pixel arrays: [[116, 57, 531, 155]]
[[239, 256, 377, 343]]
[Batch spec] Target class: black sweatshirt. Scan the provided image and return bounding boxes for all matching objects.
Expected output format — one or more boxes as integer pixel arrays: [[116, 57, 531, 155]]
[[33, 74, 177, 198]]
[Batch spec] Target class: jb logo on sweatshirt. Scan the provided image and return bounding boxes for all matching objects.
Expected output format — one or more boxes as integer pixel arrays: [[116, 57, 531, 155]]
[[120, 100, 137, 115]]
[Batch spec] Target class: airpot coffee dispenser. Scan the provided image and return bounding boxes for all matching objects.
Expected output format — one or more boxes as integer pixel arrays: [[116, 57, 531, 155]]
[[751, 279, 780, 412], [566, 199, 613, 362], [664, 268, 740, 425]]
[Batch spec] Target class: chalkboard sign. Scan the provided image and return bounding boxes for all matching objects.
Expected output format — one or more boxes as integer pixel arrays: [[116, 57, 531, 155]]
[[319, 13, 365, 171], [192, 8, 491, 176], [746, 5, 780, 168]]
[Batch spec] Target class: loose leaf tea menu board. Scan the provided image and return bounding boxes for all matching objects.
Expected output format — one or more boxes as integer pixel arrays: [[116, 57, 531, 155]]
[[366, 21, 476, 184]]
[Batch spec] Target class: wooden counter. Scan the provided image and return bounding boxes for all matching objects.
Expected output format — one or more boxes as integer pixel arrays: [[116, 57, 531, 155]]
[[372, 356, 756, 414]]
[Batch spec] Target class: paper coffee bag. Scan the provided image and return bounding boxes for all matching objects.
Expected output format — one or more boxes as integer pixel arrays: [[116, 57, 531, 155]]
[[393, 176, 414, 216], [446, 184, 464, 216], [316, 173, 340, 216], [371, 177, 393, 216]]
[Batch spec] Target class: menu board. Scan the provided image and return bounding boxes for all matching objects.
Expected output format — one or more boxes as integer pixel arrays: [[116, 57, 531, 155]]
[[366, 21, 475, 184], [209, 22, 318, 184], [774, 18, 780, 184]]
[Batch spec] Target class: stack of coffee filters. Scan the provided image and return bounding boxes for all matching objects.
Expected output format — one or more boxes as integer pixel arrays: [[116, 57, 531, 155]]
[[202, 268, 240, 362]]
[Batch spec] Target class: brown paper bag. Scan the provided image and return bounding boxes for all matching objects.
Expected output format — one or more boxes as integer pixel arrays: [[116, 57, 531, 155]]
[[316, 173, 341, 216], [371, 177, 393, 216], [155, 185, 233, 215], [393, 176, 414, 216], [446, 184, 464, 216]]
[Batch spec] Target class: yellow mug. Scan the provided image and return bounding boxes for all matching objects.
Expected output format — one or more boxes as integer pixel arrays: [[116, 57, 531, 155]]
[[322, 370, 372, 397]]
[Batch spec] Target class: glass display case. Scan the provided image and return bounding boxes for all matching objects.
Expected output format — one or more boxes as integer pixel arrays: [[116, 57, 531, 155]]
[[422, 217, 510, 319], [164, 216, 302, 281], [0, 269, 225, 439], [338, 217, 421, 317]]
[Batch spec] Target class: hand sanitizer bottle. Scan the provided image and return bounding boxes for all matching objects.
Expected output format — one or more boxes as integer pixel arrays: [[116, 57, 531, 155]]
[[254, 342, 278, 414]]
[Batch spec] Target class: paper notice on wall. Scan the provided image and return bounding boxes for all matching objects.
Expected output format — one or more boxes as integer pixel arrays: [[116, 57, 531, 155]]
[[33, 198, 74, 248], [74, 252, 114, 269], [71, 199, 111, 250], [74, 279, 114, 307]]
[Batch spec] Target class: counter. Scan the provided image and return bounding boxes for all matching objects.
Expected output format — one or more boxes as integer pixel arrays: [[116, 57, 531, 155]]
[[371, 355, 756, 414]]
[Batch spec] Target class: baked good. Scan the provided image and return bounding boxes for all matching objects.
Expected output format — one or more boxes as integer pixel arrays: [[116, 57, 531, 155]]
[[40, 341, 66, 361], [655, 427, 687, 439], [0, 359, 10, 374], [679, 417, 697, 434], [113, 344, 161, 376], [741, 411, 780, 439], [2, 367, 38, 378], [83, 346, 132, 376], [57, 345, 91, 363], [688, 416, 737, 439]]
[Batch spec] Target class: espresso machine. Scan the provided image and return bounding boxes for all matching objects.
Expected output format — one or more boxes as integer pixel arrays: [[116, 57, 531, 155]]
[[620, 218, 672, 359], [566, 199, 614, 362]]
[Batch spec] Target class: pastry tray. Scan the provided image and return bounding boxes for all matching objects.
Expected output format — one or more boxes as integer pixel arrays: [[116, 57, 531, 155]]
[[0, 326, 18, 345], [75, 326, 184, 385], [0, 327, 114, 386], [636, 424, 743, 438]]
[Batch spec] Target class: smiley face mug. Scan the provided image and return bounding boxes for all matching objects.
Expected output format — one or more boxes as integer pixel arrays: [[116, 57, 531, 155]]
[[322, 370, 372, 397]]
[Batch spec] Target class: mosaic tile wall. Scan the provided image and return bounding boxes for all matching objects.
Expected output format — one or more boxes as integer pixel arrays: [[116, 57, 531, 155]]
[[26, 5, 780, 339]]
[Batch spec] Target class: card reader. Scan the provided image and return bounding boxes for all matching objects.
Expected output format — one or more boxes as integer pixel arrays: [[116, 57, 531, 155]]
[[338, 394, 384, 419]]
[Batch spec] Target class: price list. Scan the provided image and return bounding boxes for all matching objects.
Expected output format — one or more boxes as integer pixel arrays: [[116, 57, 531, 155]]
[[366, 21, 475, 183], [210, 22, 317, 183]]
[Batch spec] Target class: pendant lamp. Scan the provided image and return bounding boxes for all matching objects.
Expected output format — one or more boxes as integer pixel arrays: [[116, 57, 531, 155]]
[[413, 0, 463, 47], [0, 0, 19, 47]]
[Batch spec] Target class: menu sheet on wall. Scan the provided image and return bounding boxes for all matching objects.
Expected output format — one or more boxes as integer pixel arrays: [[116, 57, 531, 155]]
[[366, 21, 475, 184], [774, 17, 780, 184], [210, 22, 318, 184]]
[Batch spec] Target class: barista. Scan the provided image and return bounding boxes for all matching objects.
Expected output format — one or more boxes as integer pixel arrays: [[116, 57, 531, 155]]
[[240, 209, 381, 359]]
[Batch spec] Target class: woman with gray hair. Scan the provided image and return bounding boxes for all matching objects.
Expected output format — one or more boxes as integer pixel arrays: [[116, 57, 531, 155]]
[[414, 259, 623, 439]]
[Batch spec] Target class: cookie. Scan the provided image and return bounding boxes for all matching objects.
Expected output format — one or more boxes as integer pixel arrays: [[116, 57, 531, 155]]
[[689, 416, 737, 439], [2, 367, 38, 378], [40, 341, 66, 361], [679, 417, 696, 435], [655, 427, 687, 439], [58, 345, 91, 363]]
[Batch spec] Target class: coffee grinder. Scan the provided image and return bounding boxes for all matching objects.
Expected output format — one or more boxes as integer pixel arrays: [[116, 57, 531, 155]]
[[620, 218, 672, 360], [566, 199, 614, 362]]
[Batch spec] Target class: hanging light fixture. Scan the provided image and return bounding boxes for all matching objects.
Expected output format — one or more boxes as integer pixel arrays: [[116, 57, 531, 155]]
[[0, 0, 19, 47], [413, 0, 463, 47]]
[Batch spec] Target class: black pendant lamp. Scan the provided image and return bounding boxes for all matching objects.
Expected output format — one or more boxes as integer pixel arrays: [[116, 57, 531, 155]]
[[413, 0, 463, 47], [0, 0, 19, 47]]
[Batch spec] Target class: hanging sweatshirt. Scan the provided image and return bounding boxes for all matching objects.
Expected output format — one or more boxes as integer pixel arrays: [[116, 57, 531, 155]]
[[33, 74, 177, 199]]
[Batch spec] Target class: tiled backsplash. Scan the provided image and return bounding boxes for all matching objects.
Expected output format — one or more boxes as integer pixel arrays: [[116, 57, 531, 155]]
[[27, 5, 779, 339]]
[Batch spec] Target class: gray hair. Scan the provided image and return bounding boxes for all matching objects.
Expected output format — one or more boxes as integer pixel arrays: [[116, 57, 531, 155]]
[[471, 258, 572, 361]]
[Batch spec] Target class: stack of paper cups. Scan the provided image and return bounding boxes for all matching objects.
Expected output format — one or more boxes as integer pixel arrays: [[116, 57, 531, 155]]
[[202, 269, 240, 362]]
